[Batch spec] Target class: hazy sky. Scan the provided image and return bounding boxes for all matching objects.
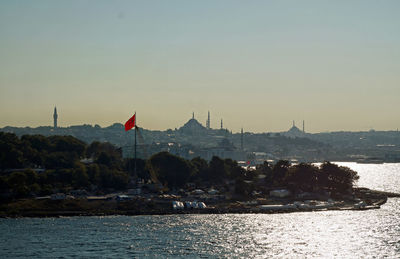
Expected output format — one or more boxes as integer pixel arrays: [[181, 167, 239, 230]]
[[1, 0, 399, 133]]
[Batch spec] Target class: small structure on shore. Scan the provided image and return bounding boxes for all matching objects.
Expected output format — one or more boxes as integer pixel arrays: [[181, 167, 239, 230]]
[[270, 189, 291, 198], [51, 193, 66, 200], [116, 195, 131, 201], [172, 201, 185, 210], [172, 201, 206, 210]]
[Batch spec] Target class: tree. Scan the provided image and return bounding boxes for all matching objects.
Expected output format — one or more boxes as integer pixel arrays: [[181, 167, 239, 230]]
[[257, 161, 272, 175], [48, 135, 86, 158], [235, 178, 251, 197], [124, 158, 150, 180], [23, 169, 39, 185], [96, 152, 112, 167], [54, 168, 73, 185], [21, 135, 51, 167], [208, 156, 227, 183], [21, 134, 51, 152], [7, 171, 29, 197], [44, 152, 76, 169], [285, 163, 319, 192], [87, 164, 100, 185], [87, 142, 122, 169], [319, 162, 359, 194], [0, 147, 24, 169], [0, 133, 25, 169], [110, 170, 129, 190], [7, 171, 27, 188], [190, 157, 209, 182], [72, 163, 89, 188], [256, 161, 273, 183], [147, 152, 192, 189], [271, 160, 290, 186], [223, 158, 245, 180], [98, 165, 113, 189], [0, 176, 8, 191]]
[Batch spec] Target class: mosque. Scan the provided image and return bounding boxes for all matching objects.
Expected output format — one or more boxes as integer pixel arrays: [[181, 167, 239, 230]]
[[173, 112, 246, 161], [283, 120, 307, 138], [177, 111, 228, 136]]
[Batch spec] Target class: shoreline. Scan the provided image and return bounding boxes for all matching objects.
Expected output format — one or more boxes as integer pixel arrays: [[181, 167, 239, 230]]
[[0, 207, 383, 219], [1, 188, 397, 219]]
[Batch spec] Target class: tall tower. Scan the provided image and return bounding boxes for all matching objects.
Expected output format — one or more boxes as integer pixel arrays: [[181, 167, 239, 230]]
[[302, 120, 305, 133], [220, 119, 223, 129], [293, 120, 295, 127], [206, 111, 210, 129], [192, 112, 194, 119], [241, 128, 244, 150], [53, 106, 58, 129]]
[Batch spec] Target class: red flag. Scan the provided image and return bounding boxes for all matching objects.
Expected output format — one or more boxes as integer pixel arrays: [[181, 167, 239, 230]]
[[125, 114, 136, 131]]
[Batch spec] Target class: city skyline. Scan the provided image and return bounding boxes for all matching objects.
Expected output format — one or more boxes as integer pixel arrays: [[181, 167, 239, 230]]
[[2, 106, 399, 133], [1, 1, 399, 132], [2, 105, 397, 134]]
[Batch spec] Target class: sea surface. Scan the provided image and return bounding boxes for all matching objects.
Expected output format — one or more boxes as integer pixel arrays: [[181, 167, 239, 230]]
[[1, 163, 400, 258]]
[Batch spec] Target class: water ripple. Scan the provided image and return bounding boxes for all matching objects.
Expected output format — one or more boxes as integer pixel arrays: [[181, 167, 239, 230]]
[[1, 163, 400, 258]]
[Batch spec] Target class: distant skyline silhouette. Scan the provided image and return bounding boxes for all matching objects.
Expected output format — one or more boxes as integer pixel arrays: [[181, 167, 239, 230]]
[[1, 1, 399, 133], [2, 107, 398, 134]]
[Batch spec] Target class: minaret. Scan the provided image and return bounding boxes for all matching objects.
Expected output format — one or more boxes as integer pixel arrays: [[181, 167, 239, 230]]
[[302, 120, 305, 133], [293, 120, 295, 127], [53, 106, 58, 129], [192, 112, 194, 120], [241, 128, 244, 150], [206, 111, 210, 129], [220, 119, 223, 129]]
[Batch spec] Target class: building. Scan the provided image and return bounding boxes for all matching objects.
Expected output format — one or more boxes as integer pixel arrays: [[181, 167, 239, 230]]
[[206, 111, 210, 129], [283, 120, 307, 138], [177, 113, 208, 135], [53, 106, 58, 129]]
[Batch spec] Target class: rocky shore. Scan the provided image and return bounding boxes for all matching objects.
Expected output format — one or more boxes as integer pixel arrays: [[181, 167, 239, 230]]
[[1, 188, 398, 218]]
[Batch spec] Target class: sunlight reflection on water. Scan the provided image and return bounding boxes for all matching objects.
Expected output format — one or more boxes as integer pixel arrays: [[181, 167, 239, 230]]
[[0, 163, 400, 258]]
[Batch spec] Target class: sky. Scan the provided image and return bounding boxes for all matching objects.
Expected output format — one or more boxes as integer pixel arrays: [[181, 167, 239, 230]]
[[0, 0, 399, 133]]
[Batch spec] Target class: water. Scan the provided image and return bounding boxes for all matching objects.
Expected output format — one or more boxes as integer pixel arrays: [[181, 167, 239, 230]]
[[1, 163, 400, 258]]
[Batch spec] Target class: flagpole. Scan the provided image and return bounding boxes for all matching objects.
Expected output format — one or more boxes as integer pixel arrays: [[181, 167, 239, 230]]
[[134, 111, 137, 178]]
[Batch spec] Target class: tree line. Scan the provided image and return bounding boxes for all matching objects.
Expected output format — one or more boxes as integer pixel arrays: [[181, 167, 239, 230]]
[[0, 132, 359, 199]]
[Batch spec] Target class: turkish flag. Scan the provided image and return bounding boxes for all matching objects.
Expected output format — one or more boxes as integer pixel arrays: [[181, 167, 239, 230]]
[[125, 114, 136, 131]]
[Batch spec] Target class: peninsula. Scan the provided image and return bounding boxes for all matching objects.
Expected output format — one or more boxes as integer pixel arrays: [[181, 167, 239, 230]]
[[1, 133, 399, 218]]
